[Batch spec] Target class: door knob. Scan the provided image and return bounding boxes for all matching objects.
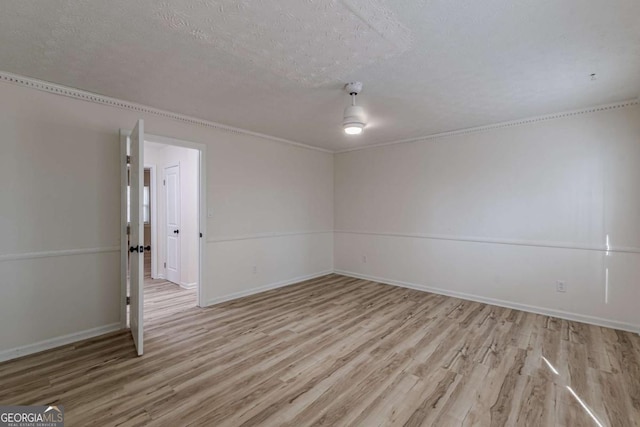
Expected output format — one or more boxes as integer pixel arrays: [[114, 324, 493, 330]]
[[144, 245, 151, 251], [174, 229, 180, 234], [129, 245, 142, 253]]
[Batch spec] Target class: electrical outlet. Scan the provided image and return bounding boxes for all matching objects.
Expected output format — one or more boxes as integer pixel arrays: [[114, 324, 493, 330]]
[[556, 280, 567, 293], [252, 266, 257, 274], [362, 255, 367, 263]]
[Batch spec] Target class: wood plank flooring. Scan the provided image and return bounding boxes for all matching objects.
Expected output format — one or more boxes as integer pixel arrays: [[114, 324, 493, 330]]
[[1, 274, 639, 426]]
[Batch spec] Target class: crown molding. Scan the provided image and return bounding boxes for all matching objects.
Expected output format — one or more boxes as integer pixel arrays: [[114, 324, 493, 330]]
[[336, 98, 640, 154], [0, 71, 332, 154], [3, 70, 637, 156]]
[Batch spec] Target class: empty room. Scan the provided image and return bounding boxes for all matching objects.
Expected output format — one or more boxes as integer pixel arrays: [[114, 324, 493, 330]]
[[0, 1, 639, 426]]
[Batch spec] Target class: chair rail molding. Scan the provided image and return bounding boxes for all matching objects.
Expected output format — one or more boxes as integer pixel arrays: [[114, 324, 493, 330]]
[[334, 230, 640, 254], [206, 230, 333, 243], [0, 246, 120, 262]]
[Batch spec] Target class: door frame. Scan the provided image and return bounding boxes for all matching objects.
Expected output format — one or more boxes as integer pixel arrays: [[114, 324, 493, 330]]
[[145, 164, 158, 279], [120, 130, 207, 330]]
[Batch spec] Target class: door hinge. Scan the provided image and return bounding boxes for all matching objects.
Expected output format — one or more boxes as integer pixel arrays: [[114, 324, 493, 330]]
[[163, 179, 166, 186], [199, 232, 203, 238], [126, 224, 131, 235], [126, 296, 130, 305], [164, 262, 166, 268], [126, 155, 131, 164]]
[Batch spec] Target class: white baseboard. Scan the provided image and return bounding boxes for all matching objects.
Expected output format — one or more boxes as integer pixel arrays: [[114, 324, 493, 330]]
[[205, 270, 333, 306], [0, 323, 122, 363], [334, 270, 640, 334], [180, 282, 197, 290]]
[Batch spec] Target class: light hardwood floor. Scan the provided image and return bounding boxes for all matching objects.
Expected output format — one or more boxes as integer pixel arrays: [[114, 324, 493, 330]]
[[1, 274, 639, 426]]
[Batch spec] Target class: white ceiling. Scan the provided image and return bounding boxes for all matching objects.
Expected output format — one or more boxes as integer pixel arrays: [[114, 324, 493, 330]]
[[1, 0, 639, 151]]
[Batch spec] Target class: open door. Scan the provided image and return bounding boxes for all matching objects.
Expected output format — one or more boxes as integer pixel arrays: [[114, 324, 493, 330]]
[[129, 120, 144, 356]]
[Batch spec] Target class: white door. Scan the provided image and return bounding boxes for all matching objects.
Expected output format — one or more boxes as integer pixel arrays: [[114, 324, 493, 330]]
[[165, 165, 181, 285], [129, 120, 144, 356]]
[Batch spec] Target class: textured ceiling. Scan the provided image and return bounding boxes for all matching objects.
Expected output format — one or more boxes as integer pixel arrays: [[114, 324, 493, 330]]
[[1, 0, 639, 151]]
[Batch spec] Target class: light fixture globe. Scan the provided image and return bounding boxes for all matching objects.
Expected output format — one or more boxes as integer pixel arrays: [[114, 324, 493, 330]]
[[342, 81, 366, 135], [344, 125, 364, 135], [343, 105, 366, 135]]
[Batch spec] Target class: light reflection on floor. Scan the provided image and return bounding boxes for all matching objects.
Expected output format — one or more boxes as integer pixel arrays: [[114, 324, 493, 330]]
[[541, 355, 606, 427]]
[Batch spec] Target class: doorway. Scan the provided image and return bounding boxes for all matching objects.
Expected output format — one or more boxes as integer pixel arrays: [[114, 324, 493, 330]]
[[144, 141, 201, 293], [143, 167, 154, 280], [120, 124, 207, 356]]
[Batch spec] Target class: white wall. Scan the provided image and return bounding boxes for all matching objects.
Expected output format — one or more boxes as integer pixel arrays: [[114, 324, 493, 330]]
[[0, 80, 333, 359], [205, 132, 334, 303], [334, 105, 640, 332]]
